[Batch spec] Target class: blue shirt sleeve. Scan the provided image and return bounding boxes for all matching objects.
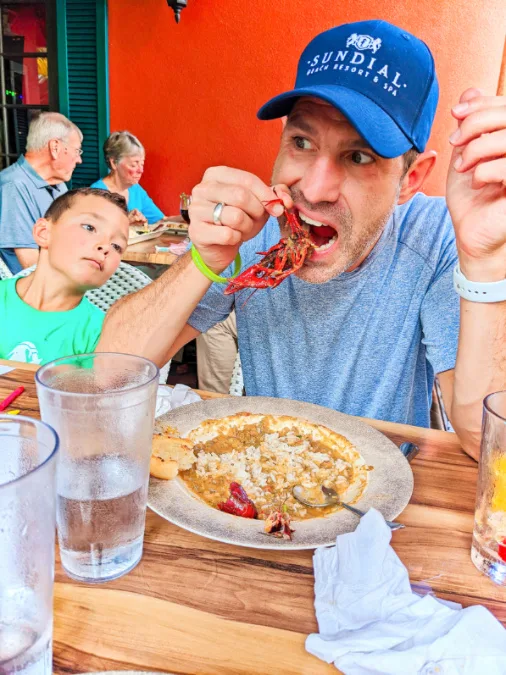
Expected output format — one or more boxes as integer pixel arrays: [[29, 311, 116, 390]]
[[420, 221, 460, 375], [188, 265, 235, 333], [0, 182, 39, 250], [135, 184, 164, 224]]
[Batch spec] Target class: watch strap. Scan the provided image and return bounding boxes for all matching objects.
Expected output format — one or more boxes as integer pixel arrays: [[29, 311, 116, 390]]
[[453, 264, 506, 303]]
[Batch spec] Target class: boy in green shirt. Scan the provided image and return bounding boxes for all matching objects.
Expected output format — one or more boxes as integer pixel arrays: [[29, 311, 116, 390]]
[[0, 187, 129, 364]]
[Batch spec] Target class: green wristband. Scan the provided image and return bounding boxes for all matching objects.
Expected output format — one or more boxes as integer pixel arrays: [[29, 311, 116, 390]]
[[191, 245, 241, 284]]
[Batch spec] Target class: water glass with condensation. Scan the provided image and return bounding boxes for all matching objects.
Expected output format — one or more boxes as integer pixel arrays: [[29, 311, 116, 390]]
[[0, 415, 59, 675], [471, 391, 506, 584], [36, 353, 159, 583]]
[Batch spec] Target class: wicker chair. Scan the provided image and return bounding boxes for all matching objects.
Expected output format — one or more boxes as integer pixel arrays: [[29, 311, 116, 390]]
[[7, 262, 171, 383], [229, 352, 245, 396], [0, 256, 11, 280]]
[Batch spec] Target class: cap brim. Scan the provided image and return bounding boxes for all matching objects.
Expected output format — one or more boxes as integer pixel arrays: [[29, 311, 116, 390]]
[[257, 85, 413, 159]]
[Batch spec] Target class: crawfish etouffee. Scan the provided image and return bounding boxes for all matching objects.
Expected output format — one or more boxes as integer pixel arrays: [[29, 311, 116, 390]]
[[179, 413, 371, 520]]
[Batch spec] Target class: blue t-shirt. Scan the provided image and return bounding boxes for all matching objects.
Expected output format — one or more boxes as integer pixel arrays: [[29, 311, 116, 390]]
[[91, 179, 164, 224], [0, 156, 67, 273], [188, 193, 460, 428]]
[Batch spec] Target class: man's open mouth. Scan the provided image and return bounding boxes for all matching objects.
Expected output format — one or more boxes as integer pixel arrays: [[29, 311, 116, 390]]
[[299, 212, 338, 250]]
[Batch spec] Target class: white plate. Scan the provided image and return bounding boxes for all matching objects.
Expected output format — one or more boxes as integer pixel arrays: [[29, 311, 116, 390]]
[[148, 397, 413, 550]]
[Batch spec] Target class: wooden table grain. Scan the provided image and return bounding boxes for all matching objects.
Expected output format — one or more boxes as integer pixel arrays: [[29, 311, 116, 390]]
[[123, 217, 188, 265], [1, 359, 505, 675], [123, 232, 188, 265]]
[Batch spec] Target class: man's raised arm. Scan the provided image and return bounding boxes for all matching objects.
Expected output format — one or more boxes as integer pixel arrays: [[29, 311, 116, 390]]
[[97, 168, 285, 365], [444, 89, 506, 460]]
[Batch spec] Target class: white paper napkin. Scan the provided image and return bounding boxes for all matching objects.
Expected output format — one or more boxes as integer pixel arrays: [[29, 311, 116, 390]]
[[0, 365, 14, 376], [155, 384, 202, 418], [306, 508, 506, 675]]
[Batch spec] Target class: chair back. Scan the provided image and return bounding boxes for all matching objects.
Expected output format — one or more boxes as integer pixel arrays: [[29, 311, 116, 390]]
[[14, 262, 152, 312], [0, 256, 12, 280], [229, 352, 245, 396]]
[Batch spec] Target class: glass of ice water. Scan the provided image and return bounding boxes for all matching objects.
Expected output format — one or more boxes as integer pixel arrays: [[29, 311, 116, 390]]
[[471, 391, 506, 584], [36, 353, 159, 583], [0, 415, 59, 675]]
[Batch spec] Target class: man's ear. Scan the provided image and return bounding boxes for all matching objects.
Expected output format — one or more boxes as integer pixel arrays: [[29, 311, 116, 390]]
[[281, 116, 287, 130], [398, 150, 437, 204], [48, 139, 59, 160], [32, 218, 52, 249]]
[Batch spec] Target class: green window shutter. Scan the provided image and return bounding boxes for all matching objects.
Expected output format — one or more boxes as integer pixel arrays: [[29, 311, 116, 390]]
[[56, 0, 109, 188]]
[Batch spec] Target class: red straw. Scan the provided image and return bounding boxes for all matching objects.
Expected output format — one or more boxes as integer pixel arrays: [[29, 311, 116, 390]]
[[0, 386, 25, 412]]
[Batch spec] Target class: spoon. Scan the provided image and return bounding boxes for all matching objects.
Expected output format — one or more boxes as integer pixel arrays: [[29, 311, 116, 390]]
[[292, 485, 405, 531], [292, 442, 419, 531]]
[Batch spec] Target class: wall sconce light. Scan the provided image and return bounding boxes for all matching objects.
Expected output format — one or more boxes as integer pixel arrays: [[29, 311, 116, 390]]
[[167, 0, 187, 23]]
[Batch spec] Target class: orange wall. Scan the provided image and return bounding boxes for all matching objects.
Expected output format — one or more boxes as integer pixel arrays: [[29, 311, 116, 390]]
[[108, 0, 506, 215]]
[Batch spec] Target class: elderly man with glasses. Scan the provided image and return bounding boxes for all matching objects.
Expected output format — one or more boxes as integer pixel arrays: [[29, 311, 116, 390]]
[[0, 111, 83, 273]]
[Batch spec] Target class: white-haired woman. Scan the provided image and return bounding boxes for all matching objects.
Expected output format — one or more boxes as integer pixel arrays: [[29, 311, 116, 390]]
[[91, 131, 164, 225]]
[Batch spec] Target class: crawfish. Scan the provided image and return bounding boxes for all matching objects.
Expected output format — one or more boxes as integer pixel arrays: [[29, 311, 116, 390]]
[[224, 198, 314, 295], [264, 508, 295, 541], [217, 482, 258, 519]]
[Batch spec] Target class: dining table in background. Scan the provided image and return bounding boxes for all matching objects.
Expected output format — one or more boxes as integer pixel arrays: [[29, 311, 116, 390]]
[[1, 358, 505, 675], [123, 216, 189, 266]]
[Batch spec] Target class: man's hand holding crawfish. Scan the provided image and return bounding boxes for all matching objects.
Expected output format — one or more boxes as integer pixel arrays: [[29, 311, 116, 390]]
[[447, 88, 506, 280], [188, 166, 292, 274]]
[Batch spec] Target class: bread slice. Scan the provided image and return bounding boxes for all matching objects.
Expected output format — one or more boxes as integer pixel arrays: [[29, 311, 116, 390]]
[[150, 435, 196, 480]]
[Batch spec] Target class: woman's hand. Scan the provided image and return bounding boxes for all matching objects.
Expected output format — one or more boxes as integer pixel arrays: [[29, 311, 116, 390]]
[[128, 209, 148, 227]]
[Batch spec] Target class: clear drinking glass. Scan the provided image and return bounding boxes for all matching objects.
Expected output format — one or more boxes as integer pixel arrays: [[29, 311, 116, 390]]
[[180, 192, 191, 224], [471, 391, 506, 584], [0, 415, 59, 675], [35, 353, 159, 583]]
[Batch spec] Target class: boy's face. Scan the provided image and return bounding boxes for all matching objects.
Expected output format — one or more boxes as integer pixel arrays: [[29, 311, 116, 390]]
[[40, 194, 129, 290]]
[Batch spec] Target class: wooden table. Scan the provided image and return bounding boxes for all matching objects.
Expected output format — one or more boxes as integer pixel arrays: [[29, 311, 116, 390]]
[[2, 359, 505, 675], [123, 231, 188, 265], [123, 216, 189, 265]]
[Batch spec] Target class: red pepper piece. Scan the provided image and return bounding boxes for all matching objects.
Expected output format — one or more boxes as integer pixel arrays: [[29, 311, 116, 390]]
[[217, 481, 258, 519], [498, 537, 506, 562]]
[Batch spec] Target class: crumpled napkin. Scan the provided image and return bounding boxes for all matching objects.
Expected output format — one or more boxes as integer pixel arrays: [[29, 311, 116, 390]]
[[155, 384, 201, 418], [306, 508, 506, 675]]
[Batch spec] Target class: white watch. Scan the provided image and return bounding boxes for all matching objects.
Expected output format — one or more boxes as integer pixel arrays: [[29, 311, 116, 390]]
[[453, 264, 506, 303]]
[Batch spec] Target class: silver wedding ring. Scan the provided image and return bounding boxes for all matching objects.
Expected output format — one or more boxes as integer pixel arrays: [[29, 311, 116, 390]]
[[213, 202, 225, 225]]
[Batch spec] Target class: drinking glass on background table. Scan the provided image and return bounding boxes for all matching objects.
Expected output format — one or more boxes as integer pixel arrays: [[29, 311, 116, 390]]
[[36, 353, 159, 583], [0, 415, 59, 675], [180, 192, 191, 224], [471, 391, 506, 584]]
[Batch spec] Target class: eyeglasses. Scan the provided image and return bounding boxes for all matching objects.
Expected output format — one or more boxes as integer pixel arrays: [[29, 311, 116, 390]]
[[57, 139, 83, 157], [65, 144, 83, 157]]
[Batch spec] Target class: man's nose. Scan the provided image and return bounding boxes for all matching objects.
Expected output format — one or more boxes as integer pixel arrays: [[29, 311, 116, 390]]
[[298, 156, 344, 205], [76, 154, 83, 165]]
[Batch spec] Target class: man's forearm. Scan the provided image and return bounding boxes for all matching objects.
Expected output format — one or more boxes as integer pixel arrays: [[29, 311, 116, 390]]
[[97, 252, 212, 366], [452, 297, 506, 460]]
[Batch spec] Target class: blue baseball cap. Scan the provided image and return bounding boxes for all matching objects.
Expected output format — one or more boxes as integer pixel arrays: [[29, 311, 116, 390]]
[[257, 20, 439, 159]]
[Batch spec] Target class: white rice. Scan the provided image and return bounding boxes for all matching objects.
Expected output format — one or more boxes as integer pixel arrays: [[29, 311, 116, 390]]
[[193, 430, 355, 516]]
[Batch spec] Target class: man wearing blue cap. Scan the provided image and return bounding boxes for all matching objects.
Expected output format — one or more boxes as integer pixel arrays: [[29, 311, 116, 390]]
[[100, 20, 506, 461]]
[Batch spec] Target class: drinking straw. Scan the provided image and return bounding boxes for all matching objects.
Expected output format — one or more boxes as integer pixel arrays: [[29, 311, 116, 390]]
[[0, 386, 25, 412]]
